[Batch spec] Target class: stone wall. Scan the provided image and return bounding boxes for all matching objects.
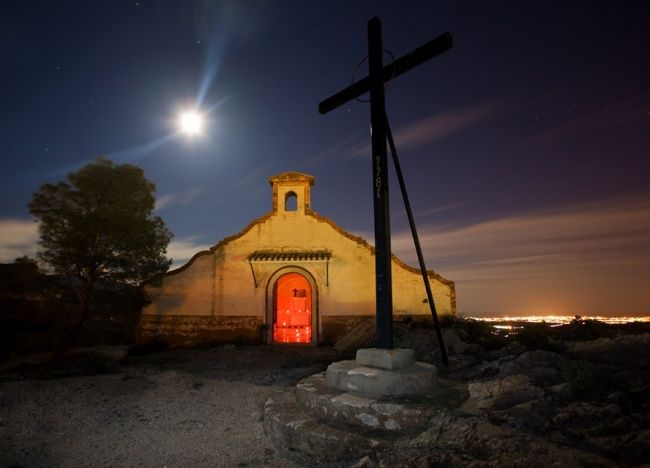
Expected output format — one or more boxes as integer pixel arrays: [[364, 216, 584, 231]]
[[140, 172, 455, 347], [137, 315, 263, 347], [143, 213, 454, 317], [321, 315, 370, 343], [321, 314, 437, 344], [136, 314, 434, 347]]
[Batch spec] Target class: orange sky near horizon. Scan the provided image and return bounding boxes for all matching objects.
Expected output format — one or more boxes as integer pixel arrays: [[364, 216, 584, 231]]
[[390, 194, 650, 317]]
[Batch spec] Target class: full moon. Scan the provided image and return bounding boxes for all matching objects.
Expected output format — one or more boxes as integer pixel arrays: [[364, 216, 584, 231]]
[[178, 111, 204, 136]]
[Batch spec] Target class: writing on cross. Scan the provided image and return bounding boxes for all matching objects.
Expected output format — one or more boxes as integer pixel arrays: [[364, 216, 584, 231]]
[[318, 17, 452, 364]]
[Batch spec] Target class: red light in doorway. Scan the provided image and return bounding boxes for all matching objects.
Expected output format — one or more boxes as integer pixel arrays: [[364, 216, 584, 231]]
[[273, 273, 312, 343]]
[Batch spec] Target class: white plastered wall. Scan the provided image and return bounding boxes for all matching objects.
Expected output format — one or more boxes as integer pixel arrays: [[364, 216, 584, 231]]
[[143, 210, 455, 321]]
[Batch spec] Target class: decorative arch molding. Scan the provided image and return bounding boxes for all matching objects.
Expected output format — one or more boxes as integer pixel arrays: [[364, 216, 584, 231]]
[[265, 265, 320, 345]]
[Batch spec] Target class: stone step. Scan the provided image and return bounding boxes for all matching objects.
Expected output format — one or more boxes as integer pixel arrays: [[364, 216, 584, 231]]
[[264, 376, 468, 462], [263, 388, 389, 463], [356, 347, 416, 370], [295, 372, 437, 434], [326, 359, 437, 396]]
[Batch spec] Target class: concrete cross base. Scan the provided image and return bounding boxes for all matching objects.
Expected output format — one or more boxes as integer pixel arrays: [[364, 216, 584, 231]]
[[325, 348, 437, 397], [263, 368, 465, 463], [296, 371, 437, 433], [356, 347, 415, 370], [263, 388, 387, 464]]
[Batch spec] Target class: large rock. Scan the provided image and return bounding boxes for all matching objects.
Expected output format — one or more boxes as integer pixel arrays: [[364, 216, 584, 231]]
[[515, 349, 560, 368], [568, 333, 650, 365], [497, 349, 563, 385], [549, 401, 649, 464], [263, 389, 387, 463], [442, 328, 471, 354], [552, 401, 622, 428], [464, 373, 545, 411], [334, 319, 375, 352], [393, 323, 436, 357], [487, 341, 527, 360], [489, 398, 552, 433], [374, 411, 615, 467]]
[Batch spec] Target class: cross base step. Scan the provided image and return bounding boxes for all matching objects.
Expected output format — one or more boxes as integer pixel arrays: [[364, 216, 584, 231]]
[[264, 350, 466, 463]]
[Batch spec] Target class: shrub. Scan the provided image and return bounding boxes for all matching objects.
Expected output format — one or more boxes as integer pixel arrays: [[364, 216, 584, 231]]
[[128, 339, 169, 355], [517, 322, 551, 349], [554, 318, 617, 341], [82, 353, 114, 374], [559, 359, 608, 396], [439, 314, 461, 328]]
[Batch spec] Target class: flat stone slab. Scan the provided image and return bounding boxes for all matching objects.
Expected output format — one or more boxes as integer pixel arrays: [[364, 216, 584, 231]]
[[264, 371, 468, 463], [326, 359, 437, 396], [356, 348, 415, 370], [295, 372, 437, 434], [263, 389, 387, 463]]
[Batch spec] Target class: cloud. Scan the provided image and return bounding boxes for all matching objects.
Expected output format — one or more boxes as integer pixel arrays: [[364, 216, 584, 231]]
[[308, 103, 496, 164], [528, 94, 650, 146], [307, 131, 368, 164], [0, 219, 39, 262], [390, 195, 650, 315], [166, 236, 213, 269], [155, 187, 206, 211], [393, 196, 650, 279], [346, 103, 496, 160], [228, 164, 271, 191], [0, 218, 211, 271], [393, 201, 467, 220]]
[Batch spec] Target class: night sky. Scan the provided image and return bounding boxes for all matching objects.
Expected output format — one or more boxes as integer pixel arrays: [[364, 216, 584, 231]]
[[1, 1, 648, 316]]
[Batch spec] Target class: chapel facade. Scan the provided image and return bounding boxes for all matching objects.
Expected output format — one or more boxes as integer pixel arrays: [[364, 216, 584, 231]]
[[137, 172, 455, 346]]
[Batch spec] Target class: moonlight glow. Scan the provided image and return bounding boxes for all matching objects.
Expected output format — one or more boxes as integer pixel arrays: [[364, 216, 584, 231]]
[[178, 111, 204, 136]]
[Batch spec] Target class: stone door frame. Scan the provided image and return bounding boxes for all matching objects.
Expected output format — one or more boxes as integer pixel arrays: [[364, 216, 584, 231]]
[[265, 266, 320, 345]]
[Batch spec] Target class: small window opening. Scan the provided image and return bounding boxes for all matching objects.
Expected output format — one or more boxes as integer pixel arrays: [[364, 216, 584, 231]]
[[285, 191, 297, 211]]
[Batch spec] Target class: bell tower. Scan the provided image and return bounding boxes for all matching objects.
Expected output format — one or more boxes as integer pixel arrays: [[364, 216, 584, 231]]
[[269, 172, 315, 214]]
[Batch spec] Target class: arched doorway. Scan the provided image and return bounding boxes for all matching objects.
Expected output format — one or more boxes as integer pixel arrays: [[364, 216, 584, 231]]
[[272, 272, 313, 343]]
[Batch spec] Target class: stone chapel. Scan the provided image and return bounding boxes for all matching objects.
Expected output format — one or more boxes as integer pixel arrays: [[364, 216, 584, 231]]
[[137, 172, 455, 346]]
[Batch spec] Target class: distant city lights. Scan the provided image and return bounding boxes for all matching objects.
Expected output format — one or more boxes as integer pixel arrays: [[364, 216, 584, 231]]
[[468, 315, 650, 325]]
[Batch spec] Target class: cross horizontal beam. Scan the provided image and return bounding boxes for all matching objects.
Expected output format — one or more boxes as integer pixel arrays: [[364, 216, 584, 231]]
[[318, 32, 453, 115]]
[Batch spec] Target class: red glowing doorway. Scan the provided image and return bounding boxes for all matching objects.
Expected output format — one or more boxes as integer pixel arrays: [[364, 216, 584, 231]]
[[273, 272, 312, 343]]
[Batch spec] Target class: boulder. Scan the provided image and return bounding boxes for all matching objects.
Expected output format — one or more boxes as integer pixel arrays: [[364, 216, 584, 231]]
[[516, 349, 561, 368], [490, 398, 552, 433], [464, 373, 545, 412], [547, 382, 574, 403], [334, 319, 375, 353], [549, 401, 649, 464], [552, 401, 622, 428], [442, 328, 471, 354], [487, 341, 527, 360], [568, 333, 650, 365], [382, 411, 614, 467]]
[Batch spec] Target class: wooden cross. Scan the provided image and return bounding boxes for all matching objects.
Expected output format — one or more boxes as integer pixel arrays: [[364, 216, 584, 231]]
[[319, 17, 453, 349]]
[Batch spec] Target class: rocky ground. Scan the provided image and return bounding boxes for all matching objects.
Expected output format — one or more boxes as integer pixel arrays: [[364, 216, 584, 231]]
[[372, 322, 650, 467], [1, 321, 648, 467], [0, 345, 342, 467]]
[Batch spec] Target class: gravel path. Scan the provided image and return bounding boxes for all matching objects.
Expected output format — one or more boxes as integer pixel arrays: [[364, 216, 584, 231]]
[[0, 346, 343, 467]]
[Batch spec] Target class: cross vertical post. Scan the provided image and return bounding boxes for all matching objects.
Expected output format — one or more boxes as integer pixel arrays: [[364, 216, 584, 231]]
[[319, 17, 453, 358], [368, 17, 393, 349]]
